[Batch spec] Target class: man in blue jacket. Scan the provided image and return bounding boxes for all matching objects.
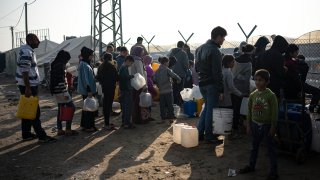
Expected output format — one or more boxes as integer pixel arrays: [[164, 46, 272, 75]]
[[195, 26, 226, 143]]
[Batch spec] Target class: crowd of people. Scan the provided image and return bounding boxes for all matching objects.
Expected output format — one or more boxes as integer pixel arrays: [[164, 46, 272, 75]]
[[15, 27, 320, 180]]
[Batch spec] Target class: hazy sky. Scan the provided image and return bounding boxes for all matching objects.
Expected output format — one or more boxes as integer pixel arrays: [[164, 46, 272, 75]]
[[0, 0, 319, 52]]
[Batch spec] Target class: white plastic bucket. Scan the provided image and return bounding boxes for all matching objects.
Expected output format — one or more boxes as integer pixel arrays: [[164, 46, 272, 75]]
[[212, 108, 233, 135]]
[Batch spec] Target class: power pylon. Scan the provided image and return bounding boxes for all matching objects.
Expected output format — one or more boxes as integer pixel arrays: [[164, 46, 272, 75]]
[[91, 0, 123, 56]]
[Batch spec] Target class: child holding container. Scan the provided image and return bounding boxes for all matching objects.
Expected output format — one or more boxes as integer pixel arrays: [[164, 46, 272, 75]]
[[154, 57, 181, 123]]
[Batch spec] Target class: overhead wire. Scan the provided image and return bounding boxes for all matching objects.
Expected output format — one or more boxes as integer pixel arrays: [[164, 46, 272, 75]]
[[0, 4, 24, 22]]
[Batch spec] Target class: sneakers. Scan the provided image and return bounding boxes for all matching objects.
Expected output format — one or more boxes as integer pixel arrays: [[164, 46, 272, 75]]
[[22, 133, 37, 141], [38, 136, 57, 143]]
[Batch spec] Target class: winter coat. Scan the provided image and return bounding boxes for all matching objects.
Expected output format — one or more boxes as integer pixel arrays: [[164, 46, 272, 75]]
[[195, 40, 224, 93], [168, 48, 189, 78]]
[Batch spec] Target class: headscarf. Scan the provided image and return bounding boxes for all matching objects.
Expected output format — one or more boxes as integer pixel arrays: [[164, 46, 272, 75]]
[[143, 55, 152, 66]]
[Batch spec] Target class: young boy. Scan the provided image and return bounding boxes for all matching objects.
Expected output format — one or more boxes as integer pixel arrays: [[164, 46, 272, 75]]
[[154, 57, 181, 123], [119, 55, 135, 129], [239, 69, 279, 180]]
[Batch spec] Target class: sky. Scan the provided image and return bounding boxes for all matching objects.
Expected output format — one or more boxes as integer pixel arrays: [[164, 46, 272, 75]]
[[0, 0, 319, 52]]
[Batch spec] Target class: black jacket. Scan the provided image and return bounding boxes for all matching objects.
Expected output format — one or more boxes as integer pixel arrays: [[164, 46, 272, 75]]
[[50, 62, 67, 95], [96, 61, 119, 93], [255, 36, 289, 96], [195, 40, 223, 93]]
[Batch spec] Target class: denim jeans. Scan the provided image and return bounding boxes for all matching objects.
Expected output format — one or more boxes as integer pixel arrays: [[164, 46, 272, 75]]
[[249, 121, 278, 176], [57, 101, 75, 130], [197, 84, 219, 140], [120, 90, 133, 126], [18, 85, 47, 139]]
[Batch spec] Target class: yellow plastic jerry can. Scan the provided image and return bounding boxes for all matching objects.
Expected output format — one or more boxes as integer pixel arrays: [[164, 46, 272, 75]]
[[16, 95, 39, 120]]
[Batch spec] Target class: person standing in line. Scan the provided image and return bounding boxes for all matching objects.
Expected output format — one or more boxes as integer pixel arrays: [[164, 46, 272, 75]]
[[154, 57, 181, 123], [143, 55, 157, 98], [239, 69, 279, 180], [116, 46, 129, 69], [16, 33, 57, 143], [232, 44, 254, 136], [129, 46, 148, 124], [219, 55, 243, 140], [168, 41, 189, 106], [50, 50, 78, 136], [255, 35, 289, 98], [195, 26, 226, 143], [131, 37, 149, 56], [119, 55, 135, 129], [96, 53, 119, 130], [252, 36, 270, 75], [78, 47, 98, 132]]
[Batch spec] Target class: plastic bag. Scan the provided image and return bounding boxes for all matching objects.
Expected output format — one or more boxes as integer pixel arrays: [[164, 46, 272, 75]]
[[191, 85, 203, 99], [139, 92, 152, 107], [131, 73, 146, 90], [16, 95, 39, 120], [240, 97, 249, 115], [180, 88, 193, 101], [83, 97, 99, 112]]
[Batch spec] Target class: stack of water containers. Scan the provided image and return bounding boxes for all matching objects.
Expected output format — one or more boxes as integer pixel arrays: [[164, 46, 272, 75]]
[[180, 86, 204, 118], [173, 123, 199, 148]]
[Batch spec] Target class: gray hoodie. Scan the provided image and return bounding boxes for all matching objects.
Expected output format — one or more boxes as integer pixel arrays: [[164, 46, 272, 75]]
[[153, 65, 181, 94], [232, 55, 252, 96], [168, 48, 189, 78], [220, 68, 242, 107]]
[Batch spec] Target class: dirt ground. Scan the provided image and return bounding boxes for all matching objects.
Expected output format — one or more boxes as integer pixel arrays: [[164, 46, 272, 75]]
[[0, 74, 320, 180]]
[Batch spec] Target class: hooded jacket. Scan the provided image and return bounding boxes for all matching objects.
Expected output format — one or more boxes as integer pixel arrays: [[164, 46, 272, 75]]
[[255, 36, 289, 97], [154, 64, 181, 94], [96, 61, 119, 93], [168, 48, 189, 78], [195, 40, 224, 93], [233, 54, 252, 96]]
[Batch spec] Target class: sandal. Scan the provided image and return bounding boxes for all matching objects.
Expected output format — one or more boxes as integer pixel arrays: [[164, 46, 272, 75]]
[[238, 165, 254, 174]]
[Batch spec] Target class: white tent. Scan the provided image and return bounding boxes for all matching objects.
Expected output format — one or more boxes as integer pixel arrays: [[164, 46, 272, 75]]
[[4, 39, 59, 76], [37, 36, 95, 66]]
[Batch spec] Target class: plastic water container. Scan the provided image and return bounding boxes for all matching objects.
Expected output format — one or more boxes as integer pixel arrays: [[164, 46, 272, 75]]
[[183, 101, 197, 117], [139, 92, 152, 107], [180, 88, 193, 101], [96, 82, 103, 95], [173, 123, 188, 144], [181, 126, 199, 148], [16, 95, 39, 120], [191, 86, 203, 99], [212, 108, 233, 135], [131, 73, 146, 90], [196, 99, 204, 116], [83, 97, 99, 112], [152, 62, 160, 72], [173, 104, 181, 117]]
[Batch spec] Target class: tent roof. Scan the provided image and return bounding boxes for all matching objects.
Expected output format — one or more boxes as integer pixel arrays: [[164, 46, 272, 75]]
[[37, 36, 94, 66]]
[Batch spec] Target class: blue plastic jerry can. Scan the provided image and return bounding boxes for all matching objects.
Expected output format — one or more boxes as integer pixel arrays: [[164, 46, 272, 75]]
[[183, 101, 197, 118]]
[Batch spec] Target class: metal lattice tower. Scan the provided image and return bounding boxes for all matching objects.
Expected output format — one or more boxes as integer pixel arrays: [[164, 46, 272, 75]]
[[91, 0, 123, 56]]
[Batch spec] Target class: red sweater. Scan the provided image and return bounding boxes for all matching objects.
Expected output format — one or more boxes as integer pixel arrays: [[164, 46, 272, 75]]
[[66, 72, 73, 88]]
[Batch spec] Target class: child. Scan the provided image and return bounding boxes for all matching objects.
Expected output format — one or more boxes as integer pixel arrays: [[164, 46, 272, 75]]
[[154, 57, 181, 123], [96, 53, 119, 130], [219, 55, 243, 139], [50, 50, 78, 136], [239, 69, 278, 180], [119, 55, 135, 129]]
